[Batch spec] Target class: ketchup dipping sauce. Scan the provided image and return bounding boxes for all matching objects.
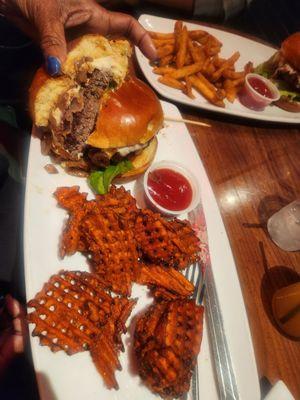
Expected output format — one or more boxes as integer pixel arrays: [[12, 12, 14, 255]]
[[143, 161, 200, 216], [239, 73, 280, 111]]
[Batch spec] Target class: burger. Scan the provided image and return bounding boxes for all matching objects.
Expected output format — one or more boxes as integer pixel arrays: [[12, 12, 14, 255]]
[[256, 32, 300, 112], [29, 35, 163, 179]]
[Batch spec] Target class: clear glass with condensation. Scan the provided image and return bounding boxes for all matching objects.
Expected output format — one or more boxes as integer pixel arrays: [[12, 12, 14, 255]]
[[267, 200, 300, 251]]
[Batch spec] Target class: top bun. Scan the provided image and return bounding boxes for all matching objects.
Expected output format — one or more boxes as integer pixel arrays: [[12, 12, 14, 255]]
[[87, 77, 163, 149], [29, 68, 74, 127], [281, 32, 300, 70], [29, 35, 132, 128], [63, 34, 131, 83]]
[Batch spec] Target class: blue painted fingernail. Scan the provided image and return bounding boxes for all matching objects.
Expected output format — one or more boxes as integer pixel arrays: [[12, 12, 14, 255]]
[[46, 56, 61, 76]]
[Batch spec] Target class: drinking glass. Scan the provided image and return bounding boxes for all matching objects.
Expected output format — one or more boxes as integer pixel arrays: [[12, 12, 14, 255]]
[[267, 200, 300, 252]]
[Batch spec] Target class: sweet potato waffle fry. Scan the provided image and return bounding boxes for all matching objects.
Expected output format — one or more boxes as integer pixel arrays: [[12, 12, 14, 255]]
[[27, 270, 136, 389], [134, 299, 204, 398], [135, 209, 199, 269], [136, 264, 195, 300], [95, 185, 139, 227], [54, 185, 88, 212], [150, 21, 253, 107], [55, 186, 89, 257], [82, 208, 139, 296], [54, 186, 139, 296]]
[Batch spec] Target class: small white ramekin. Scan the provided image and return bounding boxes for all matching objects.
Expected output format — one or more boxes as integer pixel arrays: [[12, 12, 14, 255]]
[[143, 160, 201, 216]]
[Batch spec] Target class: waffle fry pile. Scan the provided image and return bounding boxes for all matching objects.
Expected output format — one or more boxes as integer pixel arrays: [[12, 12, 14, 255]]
[[54, 185, 199, 297], [150, 21, 253, 107], [27, 185, 204, 398]]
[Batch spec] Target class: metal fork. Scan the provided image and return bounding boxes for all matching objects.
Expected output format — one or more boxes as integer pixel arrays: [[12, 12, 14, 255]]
[[181, 262, 204, 400], [184, 204, 239, 400]]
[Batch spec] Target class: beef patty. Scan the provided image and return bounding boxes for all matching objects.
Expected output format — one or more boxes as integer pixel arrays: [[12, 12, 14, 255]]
[[51, 69, 114, 161]]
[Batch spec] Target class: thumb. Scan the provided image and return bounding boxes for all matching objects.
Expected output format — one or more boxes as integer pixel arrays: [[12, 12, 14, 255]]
[[34, 9, 67, 76]]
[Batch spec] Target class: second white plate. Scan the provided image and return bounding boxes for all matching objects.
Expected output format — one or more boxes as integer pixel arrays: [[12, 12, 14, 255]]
[[136, 14, 300, 124]]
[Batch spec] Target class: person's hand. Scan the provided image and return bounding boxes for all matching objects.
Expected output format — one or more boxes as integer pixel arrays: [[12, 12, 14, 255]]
[[0, 0, 157, 75], [0, 295, 26, 376]]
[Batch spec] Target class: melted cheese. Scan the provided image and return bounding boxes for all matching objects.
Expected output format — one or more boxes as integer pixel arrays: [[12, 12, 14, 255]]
[[117, 142, 149, 157], [90, 56, 127, 83], [101, 142, 149, 159]]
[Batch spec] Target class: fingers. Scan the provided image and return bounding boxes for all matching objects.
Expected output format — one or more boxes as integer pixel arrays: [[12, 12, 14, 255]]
[[33, 5, 67, 76], [5, 295, 26, 353], [108, 11, 157, 60], [0, 334, 24, 376], [89, 7, 157, 61], [5, 294, 22, 320], [0, 296, 25, 376]]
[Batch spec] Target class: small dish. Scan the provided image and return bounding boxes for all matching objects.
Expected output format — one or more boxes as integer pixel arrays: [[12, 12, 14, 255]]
[[143, 161, 200, 216], [239, 73, 280, 111]]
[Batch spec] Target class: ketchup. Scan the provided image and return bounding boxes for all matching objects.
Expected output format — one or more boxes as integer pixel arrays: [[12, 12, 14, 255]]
[[248, 77, 273, 98], [238, 74, 279, 111], [147, 168, 193, 211]]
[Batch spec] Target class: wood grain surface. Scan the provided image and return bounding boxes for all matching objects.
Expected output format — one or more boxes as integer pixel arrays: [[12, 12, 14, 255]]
[[180, 107, 300, 398]]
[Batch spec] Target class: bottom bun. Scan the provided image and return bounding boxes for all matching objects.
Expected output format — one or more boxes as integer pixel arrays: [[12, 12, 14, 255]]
[[120, 136, 158, 178], [274, 97, 300, 113]]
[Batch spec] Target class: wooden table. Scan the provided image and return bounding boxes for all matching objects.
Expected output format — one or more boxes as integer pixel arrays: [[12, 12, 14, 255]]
[[179, 106, 300, 397]]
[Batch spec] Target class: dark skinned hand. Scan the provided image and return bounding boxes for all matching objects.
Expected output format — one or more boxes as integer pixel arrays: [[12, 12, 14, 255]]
[[0, 0, 157, 75], [0, 295, 26, 377]]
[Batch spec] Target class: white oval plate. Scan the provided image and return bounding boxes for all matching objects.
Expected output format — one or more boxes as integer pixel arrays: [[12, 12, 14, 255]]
[[136, 14, 300, 124], [24, 101, 260, 400]]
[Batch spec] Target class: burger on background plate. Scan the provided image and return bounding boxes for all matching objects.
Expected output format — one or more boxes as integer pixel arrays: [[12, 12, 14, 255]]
[[29, 34, 163, 189], [256, 32, 300, 112]]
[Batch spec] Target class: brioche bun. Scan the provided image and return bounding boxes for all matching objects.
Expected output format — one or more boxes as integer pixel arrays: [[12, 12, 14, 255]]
[[87, 77, 163, 149], [29, 35, 132, 128], [29, 68, 74, 127], [89, 77, 162, 178], [275, 32, 300, 112], [62, 34, 131, 83], [281, 32, 300, 71], [120, 136, 158, 179]]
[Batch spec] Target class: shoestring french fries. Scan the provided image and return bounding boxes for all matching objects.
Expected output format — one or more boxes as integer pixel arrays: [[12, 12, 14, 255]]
[[149, 22, 253, 107]]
